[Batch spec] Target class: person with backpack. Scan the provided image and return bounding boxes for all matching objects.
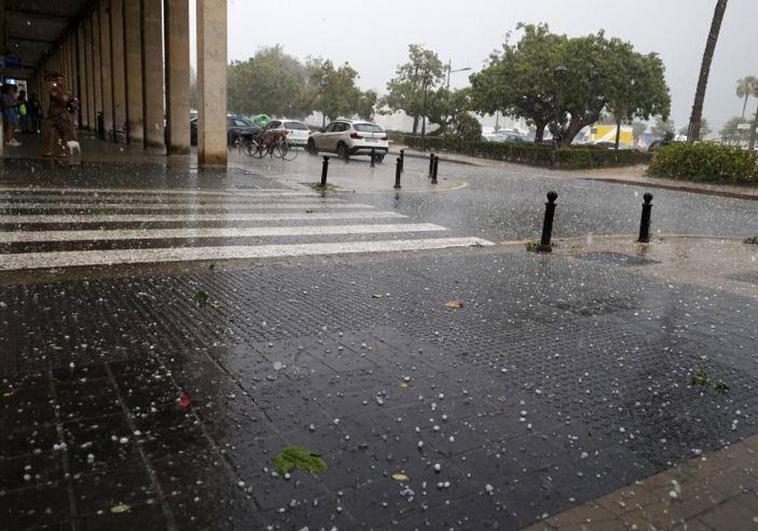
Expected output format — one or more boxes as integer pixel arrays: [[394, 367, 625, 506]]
[[1, 84, 21, 147]]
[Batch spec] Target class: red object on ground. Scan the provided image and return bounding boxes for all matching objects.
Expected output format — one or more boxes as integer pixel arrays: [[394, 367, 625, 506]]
[[178, 392, 193, 409]]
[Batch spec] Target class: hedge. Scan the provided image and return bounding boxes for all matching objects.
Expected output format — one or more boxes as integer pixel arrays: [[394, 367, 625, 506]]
[[399, 134, 652, 169], [648, 143, 757, 184]]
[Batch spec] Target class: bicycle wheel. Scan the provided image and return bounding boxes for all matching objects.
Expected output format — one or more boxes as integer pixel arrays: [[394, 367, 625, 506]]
[[273, 141, 289, 160], [281, 140, 299, 161], [251, 141, 268, 159]]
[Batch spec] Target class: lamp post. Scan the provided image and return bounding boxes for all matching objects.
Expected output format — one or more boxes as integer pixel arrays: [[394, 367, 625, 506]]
[[446, 60, 472, 91]]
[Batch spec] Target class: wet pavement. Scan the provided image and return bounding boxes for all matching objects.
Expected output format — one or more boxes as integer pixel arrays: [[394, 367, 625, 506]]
[[1, 153, 757, 530]]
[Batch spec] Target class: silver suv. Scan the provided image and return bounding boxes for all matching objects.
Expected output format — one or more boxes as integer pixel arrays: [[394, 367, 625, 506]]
[[307, 120, 389, 162]]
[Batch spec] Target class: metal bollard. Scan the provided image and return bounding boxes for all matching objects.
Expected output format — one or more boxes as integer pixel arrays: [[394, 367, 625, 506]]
[[539, 191, 558, 252], [394, 157, 402, 189], [637, 193, 654, 243], [399, 149, 405, 173], [370, 148, 376, 168], [428, 153, 435, 178], [431, 156, 439, 184], [321, 156, 330, 187]]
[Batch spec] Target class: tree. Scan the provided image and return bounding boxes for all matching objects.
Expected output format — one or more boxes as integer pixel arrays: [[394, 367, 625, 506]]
[[470, 24, 670, 147], [383, 44, 445, 137], [305, 58, 377, 124], [687, 0, 729, 143], [227, 45, 312, 118], [652, 118, 675, 137], [736, 76, 758, 118], [680, 119, 710, 138], [632, 121, 647, 144], [720, 116, 751, 145]]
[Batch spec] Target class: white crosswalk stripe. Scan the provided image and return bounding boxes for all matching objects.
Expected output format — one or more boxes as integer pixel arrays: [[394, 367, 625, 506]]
[[0, 187, 493, 271]]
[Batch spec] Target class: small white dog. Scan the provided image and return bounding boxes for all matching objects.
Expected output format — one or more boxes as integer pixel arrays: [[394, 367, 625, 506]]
[[66, 140, 81, 156]]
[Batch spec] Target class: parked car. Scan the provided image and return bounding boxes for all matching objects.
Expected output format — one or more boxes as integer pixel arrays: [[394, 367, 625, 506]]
[[482, 131, 528, 144], [264, 119, 311, 147], [307, 120, 389, 161], [190, 115, 261, 146]]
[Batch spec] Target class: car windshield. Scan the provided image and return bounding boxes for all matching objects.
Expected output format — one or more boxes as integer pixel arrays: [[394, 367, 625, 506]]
[[353, 123, 383, 133], [284, 122, 309, 130]]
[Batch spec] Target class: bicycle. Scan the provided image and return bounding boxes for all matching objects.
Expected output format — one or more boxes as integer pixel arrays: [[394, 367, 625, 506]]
[[240, 130, 298, 161]]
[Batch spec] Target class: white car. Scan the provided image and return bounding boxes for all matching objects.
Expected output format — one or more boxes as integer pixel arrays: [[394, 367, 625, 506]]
[[264, 119, 311, 147], [307, 120, 389, 162]]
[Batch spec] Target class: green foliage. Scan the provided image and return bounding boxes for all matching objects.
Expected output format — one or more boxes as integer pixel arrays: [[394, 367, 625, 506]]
[[720, 116, 753, 145], [227, 46, 311, 117], [470, 23, 670, 146], [227, 46, 374, 121], [382, 44, 446, 131], [306, 59, 376, 122], [651, 118, 675, 137], [525, 241, 542, 253], [273, 446, 327, 475], [194, 290, 209, 306], [743, 236, 758, 244], [690, 367, 729, 394], [648, 143, 758, 184], [736, 76, 758, 118], [402, 135, 651, 169]]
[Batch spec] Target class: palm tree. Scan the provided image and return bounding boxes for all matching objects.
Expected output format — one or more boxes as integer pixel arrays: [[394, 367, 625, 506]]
[[687, 0, 729, 143], [736, 76, 758, 119]]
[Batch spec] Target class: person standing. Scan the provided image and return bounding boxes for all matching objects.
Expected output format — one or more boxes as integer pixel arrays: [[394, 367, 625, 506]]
[[16, 89, 29, 133], [44, 77, 76, 157], [1, 84, 22, 147]]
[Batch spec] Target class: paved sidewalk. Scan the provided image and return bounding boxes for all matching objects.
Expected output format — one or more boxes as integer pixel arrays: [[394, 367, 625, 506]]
[[526, 434, 758, 530]]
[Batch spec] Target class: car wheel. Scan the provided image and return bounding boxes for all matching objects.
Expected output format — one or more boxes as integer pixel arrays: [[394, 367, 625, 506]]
[[337, 142, 349, 161], [307, 139, 318, 156]]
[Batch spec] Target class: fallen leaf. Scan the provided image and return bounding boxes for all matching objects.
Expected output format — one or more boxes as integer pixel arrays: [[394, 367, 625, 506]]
[[209, 301, 222, 309], [194, 290, 209, 306], [178, 392, 193, 409], [392, 473, 410, 481], [399, 382, 410, 389], [372, 294, 383, 299], [273, 446, 327, 476], [110, 503, 131, 514], [445, 300, 464, 309], [2, 390, 13, 398]]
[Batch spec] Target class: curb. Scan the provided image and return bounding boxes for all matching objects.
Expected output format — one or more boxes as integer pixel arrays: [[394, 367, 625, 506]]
[[581, 177, 758, 202]]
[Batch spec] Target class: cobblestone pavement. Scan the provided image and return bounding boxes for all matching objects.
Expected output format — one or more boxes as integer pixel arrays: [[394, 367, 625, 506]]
[[1, 159, 757, 530]]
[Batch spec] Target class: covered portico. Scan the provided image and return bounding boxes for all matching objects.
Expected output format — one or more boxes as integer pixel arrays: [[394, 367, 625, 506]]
[[0, 0, 228, 167]]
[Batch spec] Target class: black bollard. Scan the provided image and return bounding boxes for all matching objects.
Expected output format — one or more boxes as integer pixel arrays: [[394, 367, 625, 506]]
[[321, 156, 330, 187], [399, 149, 405, 173], [370, 148, 376, 168], [431, 156, 439, 184], [428, 153, 435, 178], [394, 157, 402, 189], [539, 191, 558, 252], [637, 193, 654, 243]]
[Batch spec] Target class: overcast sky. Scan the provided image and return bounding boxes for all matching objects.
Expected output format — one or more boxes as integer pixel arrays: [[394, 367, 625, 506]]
[[192, 0, 758, 131]]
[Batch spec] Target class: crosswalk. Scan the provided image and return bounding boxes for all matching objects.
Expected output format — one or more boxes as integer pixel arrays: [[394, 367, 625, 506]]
[[0, 187, 493, 271]]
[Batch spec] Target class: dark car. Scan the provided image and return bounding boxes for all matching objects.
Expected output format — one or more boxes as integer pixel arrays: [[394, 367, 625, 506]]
[[190, 115, 262, 146]]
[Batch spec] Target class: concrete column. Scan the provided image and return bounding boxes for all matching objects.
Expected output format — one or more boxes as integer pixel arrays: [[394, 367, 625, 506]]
[[142, 0, 165, 149], [92, 11, 103, 128], [110, 0, 127, 136], [78, 24, 89, 129], [85, 16, 96, 131], [197, 0, 228, 167], [163, 0, 191, 154], [99, 0, 114, 137], [123, 0, 144, 144]]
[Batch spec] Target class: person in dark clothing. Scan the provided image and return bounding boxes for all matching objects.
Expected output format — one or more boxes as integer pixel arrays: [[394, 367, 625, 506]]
[[44, 77, 76, 157]]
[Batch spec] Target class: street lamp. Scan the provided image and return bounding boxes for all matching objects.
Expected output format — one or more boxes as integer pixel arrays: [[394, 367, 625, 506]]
[[446, 60, 472, 90]]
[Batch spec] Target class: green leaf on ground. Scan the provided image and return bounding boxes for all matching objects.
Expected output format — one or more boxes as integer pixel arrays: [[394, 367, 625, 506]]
[[525, 241, 541, 253], [744, 236, 758, 245], [110, 503, 131, 514], [194, 290, 209, 306], [273, 446, 327, 475]]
